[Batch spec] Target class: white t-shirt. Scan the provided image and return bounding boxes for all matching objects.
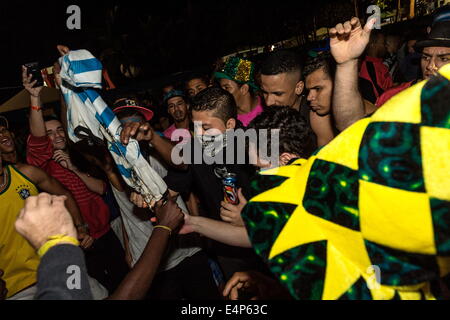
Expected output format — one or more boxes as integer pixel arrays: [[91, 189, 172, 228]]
[[111, 152, 201, 271]]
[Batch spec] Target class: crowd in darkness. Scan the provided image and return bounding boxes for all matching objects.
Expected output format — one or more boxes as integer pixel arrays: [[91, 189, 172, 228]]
[[0, 4, 450, 300]]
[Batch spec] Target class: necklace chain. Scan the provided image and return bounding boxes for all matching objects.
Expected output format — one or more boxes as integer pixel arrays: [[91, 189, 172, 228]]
[[0, 168, 8, 189]]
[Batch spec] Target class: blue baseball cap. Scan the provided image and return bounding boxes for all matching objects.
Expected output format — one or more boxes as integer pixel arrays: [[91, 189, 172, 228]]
[[163, 90, 186, 104]]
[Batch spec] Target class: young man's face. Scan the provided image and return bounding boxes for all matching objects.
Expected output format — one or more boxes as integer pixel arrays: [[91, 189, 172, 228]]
[[167, 96, 188, 122], [186, 78, 208, 98], [384, 36, 400, 55], [377, 34, 387, 57], [407, 40, 417, 54], [260, 72, 304, 109], [306, 67, 333, 116], [191, 109, 234, 136], [421, 46, 450, 79], [371, 34, 387, 58], [45, 120, 67, 151], [0, 126, 15, 154], [220, 78, 243, 106]]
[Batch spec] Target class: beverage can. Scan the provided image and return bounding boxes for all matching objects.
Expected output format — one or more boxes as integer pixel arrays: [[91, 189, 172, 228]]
[[222, 173, 239, 205]]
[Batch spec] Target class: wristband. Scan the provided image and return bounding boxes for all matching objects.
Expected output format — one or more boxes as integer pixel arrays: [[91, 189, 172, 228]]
[[37, 234, 80, 257], [153, 225, 172, 236], [30, 105, 42, 111], [76, 223, 89, 230]]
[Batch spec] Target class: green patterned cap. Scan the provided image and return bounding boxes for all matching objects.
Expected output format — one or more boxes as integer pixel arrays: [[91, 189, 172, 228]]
[[215, 56, 259, 90]]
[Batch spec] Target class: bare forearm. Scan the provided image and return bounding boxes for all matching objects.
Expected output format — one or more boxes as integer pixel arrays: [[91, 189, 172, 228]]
[[309, 111, 335, 147], [121, 218, 132, 267], [150, 134, 185, 169], [191, 216, 252, 248], [59, 92, 69, 133], [19, 164, 85, 226], [29, 96, 47, 137], [105, 170, 125, 192], [63, 192, 85, 227], [333, 60, 365, 131], [72, 169, 105, 195], [108, 228, 170, 300], [43, 180, 84, 226]]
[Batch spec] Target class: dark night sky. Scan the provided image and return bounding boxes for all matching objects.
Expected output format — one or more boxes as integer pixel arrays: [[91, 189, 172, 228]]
[[0, 0, 361, 102]]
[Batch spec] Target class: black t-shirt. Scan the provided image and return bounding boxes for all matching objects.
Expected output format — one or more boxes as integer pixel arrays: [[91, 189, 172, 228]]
[[164, 138, 261, 262], [165, 161, 255, 221]]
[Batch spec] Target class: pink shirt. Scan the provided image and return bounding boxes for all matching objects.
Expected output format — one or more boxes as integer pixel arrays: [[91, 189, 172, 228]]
[[164, 124, 191, 144], [237, 97, 264, 127]]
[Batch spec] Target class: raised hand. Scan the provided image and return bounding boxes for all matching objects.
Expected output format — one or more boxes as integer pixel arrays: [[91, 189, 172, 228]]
[[52, 150, 75, 171], [22, 65, 43, 98], [330, 17, 377, 65], [130, 192, 149, 208], [57, 45, 70, 56], [220, 188, 247, 227], [15, 193, 78, 250], [154, 196, 184, 232], [77, 227, 94, 250], [53, 45, 70, 88], [179, 212, 195, 235], [223, 270, 291, 300], [120, 122, 154, 145]]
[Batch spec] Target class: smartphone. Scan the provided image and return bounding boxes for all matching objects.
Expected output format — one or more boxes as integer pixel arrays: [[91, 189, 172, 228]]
[[24, 62, 44, 88]]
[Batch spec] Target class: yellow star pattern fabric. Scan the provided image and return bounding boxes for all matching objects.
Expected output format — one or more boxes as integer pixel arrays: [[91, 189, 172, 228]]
[[242, 64, 450, 300]]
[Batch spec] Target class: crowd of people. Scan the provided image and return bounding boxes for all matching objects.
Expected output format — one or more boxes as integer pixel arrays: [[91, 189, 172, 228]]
[[1, 4, 450, 300]]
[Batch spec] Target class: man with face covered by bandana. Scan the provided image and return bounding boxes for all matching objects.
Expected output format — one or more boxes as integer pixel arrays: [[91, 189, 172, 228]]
[[121, 87, 267, 282], [166, 87, 267, 281]]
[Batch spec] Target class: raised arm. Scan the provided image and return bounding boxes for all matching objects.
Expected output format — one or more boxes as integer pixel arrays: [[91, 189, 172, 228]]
[[128, 191, 251, 247], [52, 149, 107, 195], [182, 213, 252, 248], [109, 196, 184, 300], [22, 66, 46, 138], [55, 45, 70, 133], [330, 17, 376, 131], [15, 193, 93, 300], [120, 122, 187, 170], [309, 111, 335, 147]]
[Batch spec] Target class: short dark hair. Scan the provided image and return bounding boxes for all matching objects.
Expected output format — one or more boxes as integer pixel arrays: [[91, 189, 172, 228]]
[[191, 87, 237, 123], [184, 71, 210, 87], [115, 109, 145, 121], [248, 106, 315, 158], [43, 115, 61, 123], [303, 53, 337, 80], [165, 93, 189, 107], [260, 50, 303, 80], [369, 29, 384, 45]]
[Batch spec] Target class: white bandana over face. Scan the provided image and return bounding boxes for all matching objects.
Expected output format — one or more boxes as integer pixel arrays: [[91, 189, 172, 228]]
[[195, 130, 228, 158]]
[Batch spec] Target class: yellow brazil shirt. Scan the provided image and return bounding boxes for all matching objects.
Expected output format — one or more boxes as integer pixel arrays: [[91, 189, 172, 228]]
[[0, 165, 40, 298]]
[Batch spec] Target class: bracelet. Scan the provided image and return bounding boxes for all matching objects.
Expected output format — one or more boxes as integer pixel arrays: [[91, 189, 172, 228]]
[[75, 223, 89, 230], [37, 234, 80, 257], [153, 225, 172, 236], [30, 105, 42, 111]]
